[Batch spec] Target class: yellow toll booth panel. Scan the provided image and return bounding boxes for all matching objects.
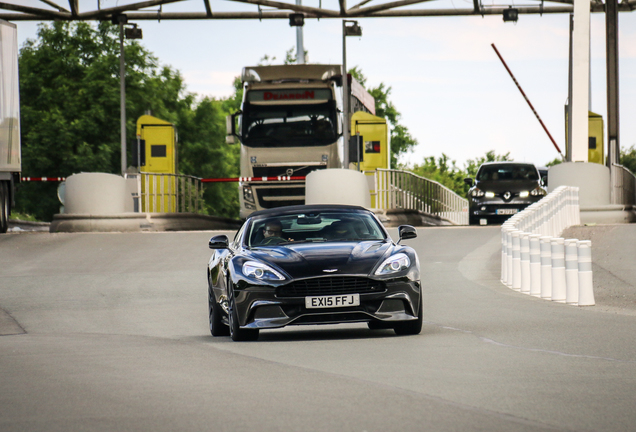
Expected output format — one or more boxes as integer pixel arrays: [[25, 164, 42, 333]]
[[564, 111, 604, 164], [588, 111, 604, 165], [136, 115, 177, 213], [351, 111, 389, 172]]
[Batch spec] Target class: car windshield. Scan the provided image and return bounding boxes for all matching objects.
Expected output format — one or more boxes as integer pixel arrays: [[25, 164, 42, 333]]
[[246, 211, 387, 247], [477, 164, 539, 181], [241, 102, 338, 147]]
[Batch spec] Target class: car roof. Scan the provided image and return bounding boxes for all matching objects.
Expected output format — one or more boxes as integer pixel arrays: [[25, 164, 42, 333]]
[[479, 161, 537, 167], [248, 204, 371, 218]]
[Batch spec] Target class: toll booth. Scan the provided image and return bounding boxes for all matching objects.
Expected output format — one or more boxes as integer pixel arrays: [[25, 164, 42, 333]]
[[565, 111, 604, 164], [135, 115, 177, 212], [351, 111, 390, 171], [350, 112, 390, 209]]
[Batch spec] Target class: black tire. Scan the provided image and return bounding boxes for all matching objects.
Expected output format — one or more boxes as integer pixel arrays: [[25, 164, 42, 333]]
[[468, 215, 479, 226], [209, 285, 229, 337], [393, 295, 423, 336], [0, 182, 8, 234], [228, 290, 259, 342]]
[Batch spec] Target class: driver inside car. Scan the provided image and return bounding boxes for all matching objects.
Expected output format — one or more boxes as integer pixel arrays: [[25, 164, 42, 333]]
[[258, 220, 292, 245]]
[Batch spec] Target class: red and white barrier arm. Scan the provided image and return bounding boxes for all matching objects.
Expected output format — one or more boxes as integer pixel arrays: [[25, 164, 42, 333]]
[[21, 177, 66, 182], [201, 176, 306, 183]]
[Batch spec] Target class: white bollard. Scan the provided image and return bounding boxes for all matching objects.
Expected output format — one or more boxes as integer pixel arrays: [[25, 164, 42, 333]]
[[529, 234, 542, 297], [506, 228, 514, 288], [551, 238, 566, 303], [520, 233, 531, 294], [501, 229, 507, 283], [577, 240, 595, 306], [564, 239, 579, 305], [540, 236, 553, 300], [511, 231, 521, 291]]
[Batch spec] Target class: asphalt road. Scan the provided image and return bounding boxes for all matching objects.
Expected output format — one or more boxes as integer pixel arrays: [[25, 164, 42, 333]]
[[1, 227, 636, 432]]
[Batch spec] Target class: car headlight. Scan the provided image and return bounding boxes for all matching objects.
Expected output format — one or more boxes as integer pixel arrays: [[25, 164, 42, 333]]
[[375, 253, 410, 275], [471, 188, 485, 197], [530, 187, 546, 196], [242, 261, 285, 281], [519, 191, 530, 198]]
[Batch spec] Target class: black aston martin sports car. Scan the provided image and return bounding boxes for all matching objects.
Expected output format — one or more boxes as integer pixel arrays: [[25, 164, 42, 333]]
[[207, 204, 422, 341]]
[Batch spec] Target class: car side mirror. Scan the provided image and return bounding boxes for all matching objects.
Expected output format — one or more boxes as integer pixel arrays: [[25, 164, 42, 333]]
[[463, 177, 474, 187], [209, 235, 230, 249], [541, 176, 547, 187], [398, 225, 417, 243]]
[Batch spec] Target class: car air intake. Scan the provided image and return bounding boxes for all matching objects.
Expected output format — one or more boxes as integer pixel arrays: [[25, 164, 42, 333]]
[[277, 277, 385, 297]]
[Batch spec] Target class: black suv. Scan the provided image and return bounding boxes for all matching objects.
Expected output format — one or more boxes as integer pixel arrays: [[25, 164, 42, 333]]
[[464, 162, 547, 225]]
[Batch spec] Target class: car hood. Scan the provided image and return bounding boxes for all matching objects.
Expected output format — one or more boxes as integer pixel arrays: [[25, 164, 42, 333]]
[[248, 241, 394, 279], [475, 179, 539, 193]]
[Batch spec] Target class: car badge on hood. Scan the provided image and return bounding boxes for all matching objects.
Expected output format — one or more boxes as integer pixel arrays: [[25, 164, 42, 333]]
[[503, 191, 511, 200], [323, 269, 338, 273]]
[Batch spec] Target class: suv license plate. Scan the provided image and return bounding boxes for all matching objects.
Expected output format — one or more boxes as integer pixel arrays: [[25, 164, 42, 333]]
[[496, 209, 518, 215], [305, 294, 360, 309]]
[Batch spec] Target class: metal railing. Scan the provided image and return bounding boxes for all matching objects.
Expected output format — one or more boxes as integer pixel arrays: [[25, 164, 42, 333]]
[[611, 163, 636, 206], [139, 172, 204, 214], [371, 169, 469, 225]]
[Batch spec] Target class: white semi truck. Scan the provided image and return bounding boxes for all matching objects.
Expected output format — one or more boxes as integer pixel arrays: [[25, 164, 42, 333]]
[[0, 20, 21, 233], [226, 64, 374, 219]]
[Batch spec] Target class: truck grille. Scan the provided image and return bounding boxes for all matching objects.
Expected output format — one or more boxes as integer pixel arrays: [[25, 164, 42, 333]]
[[277, 277, 386, 298], [254, 184, 305, 209], [252, 165, 326, 178]]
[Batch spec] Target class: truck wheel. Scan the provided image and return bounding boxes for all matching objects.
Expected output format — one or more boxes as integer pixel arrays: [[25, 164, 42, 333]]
[[0, 182, 8, 234]]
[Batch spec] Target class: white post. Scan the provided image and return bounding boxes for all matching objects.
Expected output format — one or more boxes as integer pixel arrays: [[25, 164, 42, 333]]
[[512, 231, 521, 291], [551, 238, 567, 303], [529, 234, 542, 297], [565, 239, 580, 305], [540, 236, 553, 299], [520, 233, 531, 294], [578, 240, 595, 306]]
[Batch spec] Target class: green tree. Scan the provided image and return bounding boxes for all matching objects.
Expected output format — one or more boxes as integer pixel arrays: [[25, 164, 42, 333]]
[[620, 145, 636, 174], [17, 21, 240, 220]]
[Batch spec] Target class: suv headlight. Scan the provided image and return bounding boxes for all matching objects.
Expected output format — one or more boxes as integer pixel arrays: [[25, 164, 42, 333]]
[[471, 188, 485, 197], [242, 261, 285, 281], [375, 253, 410, 275], [530, 187, 547, 196]]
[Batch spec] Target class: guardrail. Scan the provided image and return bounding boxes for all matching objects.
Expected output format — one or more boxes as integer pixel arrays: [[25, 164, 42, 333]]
[[611, 163, 636, 205], [372, 169, 469, 225], [501, 186, 594, 306], [137, 172, 204, 214]]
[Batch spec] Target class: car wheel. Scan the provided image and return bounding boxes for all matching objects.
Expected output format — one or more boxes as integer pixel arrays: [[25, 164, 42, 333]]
[[209, 286, 229, 337], [468, 215, 479, 226], [228, 289, 259, 342], [393, 295, 423, 336]]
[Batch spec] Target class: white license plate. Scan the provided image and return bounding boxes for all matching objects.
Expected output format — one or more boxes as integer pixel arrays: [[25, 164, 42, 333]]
[[305, 294, 360, 309], [496, 209, 518, 215]]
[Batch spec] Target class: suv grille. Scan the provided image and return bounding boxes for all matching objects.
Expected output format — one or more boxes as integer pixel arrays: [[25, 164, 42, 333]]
[[277, 277, 385, 298]]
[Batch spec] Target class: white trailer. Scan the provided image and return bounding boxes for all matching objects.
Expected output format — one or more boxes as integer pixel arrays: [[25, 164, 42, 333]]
[[0, 19, 20, 233]]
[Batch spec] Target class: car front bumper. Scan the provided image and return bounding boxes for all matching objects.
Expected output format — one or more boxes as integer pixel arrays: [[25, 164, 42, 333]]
[[233, 278, 421, 330]]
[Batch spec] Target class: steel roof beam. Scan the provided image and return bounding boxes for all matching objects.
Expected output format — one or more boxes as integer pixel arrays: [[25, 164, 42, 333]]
[[77, 0, 184, 19], [38, 0, 69, 13], [203, 0, 212, 16], [339, 0, 347, 14], [69, 0, 78, 15], [348, 0, 434, 16], [230, 0, 340, 16], [0, 2, 69, 18]]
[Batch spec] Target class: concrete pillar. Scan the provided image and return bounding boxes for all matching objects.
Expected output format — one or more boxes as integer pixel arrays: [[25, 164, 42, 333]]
[[571, 0, 591, 162]]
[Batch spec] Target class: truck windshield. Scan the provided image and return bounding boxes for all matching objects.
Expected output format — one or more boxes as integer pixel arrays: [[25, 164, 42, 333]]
[[242, 102, 338, 147]]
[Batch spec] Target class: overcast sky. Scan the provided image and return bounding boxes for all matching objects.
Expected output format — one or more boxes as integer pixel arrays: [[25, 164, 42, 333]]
[[12, 0, 636, 169]]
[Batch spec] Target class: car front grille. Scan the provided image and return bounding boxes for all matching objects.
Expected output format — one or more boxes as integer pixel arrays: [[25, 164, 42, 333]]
[[277, 277, 386, 298]]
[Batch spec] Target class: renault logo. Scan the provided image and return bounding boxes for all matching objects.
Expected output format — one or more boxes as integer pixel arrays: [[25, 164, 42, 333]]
[[503, 191, 511, 200]]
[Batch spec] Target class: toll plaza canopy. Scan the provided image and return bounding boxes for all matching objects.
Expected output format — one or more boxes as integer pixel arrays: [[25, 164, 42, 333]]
[[0, 0, 634, 22]]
